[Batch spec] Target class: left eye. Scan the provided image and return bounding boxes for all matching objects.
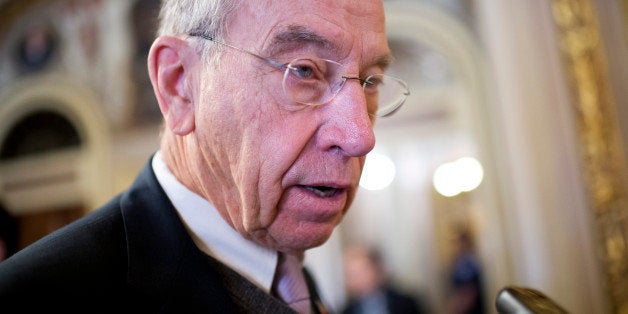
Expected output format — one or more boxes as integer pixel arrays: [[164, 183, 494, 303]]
[[363, 75, 383, 93], [365, 75, 382, 85]]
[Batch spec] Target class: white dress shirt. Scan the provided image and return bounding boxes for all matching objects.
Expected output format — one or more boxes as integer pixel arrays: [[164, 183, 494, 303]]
[[152, 151, 278, 293]]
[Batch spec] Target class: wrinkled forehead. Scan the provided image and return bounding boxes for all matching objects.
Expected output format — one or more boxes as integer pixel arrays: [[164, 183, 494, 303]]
[[229, 0, 390, 66]]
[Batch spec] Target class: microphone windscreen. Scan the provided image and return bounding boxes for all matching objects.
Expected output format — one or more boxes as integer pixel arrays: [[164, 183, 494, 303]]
[[495, 286, 569, 313]]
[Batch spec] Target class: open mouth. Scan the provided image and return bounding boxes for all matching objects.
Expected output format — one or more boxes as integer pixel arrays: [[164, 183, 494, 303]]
[[303, 185, 341, 198]]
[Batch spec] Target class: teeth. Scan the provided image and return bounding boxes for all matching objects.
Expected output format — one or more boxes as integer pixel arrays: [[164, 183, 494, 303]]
[[305, 186, 337, 197]]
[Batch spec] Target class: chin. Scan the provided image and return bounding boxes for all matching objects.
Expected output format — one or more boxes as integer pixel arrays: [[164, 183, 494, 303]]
[[275, 226, 336, 252], [297, 225, 337, 250]]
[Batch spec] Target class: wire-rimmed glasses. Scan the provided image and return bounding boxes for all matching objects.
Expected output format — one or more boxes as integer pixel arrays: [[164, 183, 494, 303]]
[[188, 32, 410, 117]]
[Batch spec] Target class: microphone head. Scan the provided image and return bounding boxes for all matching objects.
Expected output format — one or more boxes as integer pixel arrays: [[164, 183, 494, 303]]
[[495, 286, 569, 313]]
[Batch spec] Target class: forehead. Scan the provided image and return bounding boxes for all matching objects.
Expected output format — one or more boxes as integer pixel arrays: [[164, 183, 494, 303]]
[[229, 0, 389, 63]]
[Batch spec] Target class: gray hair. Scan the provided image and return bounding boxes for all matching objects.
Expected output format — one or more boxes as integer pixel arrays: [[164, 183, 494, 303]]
[[157, 0, 241, 60]]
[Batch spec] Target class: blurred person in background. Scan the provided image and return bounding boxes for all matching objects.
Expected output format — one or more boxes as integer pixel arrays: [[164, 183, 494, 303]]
[[342, 244, 425, 314], [0, 0, 409, 313], [446, 228, 486, 314]]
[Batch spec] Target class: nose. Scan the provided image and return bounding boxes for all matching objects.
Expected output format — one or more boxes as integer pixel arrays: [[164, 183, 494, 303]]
[[316, 79, 376, 157]]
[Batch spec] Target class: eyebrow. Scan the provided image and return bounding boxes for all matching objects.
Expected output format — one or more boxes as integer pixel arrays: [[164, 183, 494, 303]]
[[266, 25, 338, 57], [373, 54, 393, 71], [266, 24, 394, 72]]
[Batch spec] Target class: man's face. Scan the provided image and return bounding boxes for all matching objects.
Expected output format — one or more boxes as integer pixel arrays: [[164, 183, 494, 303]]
[[192, 0, 390, 252]]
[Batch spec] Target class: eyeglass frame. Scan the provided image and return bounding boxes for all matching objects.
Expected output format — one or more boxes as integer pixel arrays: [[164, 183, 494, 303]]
[[187, 32, 409, 117]]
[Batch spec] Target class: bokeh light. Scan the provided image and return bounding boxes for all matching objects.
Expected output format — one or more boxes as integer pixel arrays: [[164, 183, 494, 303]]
[[359, 152, 396, 190], [433, 156, 484, 197]]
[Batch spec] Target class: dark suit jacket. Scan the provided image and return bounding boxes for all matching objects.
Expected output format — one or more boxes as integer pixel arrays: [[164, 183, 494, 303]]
[[0, 157, 324, 313]]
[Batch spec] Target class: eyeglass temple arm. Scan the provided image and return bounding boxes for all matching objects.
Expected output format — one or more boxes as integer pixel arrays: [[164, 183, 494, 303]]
[[188, 32, 286, 70]]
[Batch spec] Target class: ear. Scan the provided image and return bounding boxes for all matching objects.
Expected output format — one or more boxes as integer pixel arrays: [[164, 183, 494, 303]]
[[147, 36, 198, 135]]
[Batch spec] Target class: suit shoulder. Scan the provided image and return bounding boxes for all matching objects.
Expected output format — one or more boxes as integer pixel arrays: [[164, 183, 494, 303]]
[[0, 195, 128, 296]]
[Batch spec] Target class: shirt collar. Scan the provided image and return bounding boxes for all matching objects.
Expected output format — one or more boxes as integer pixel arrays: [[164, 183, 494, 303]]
[[151, 151, 278, 292]]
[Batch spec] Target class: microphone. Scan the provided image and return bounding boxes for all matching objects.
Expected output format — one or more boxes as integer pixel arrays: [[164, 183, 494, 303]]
[[495, 286, 569, 313]]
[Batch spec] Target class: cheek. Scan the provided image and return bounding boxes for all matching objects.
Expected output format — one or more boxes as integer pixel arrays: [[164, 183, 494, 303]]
[[254, 125, 308, 223], [263, 119, 317, 175], [236, 101, 306, 227], [253, 119, 323, 241]]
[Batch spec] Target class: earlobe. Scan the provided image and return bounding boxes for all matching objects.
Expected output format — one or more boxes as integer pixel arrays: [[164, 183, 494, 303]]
[[147, 36, 197, 135]]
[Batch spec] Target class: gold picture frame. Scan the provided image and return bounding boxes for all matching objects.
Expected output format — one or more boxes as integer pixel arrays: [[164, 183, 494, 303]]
[[551, 0, 628, 312]]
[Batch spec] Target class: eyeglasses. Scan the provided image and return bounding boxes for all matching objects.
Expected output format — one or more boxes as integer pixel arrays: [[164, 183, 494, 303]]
[[188, 33, 410, 117]]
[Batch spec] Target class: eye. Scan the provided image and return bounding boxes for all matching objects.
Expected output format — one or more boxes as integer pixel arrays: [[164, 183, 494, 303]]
[[287, 58, 326, 80], [291, 64, 313, 79], [363, 74, 383, 93], [363, 74, 384, 116]]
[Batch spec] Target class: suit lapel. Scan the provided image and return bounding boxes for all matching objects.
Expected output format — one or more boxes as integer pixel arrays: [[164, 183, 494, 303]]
[[119, 157, 297, 312], [304, 267, 329, 314]]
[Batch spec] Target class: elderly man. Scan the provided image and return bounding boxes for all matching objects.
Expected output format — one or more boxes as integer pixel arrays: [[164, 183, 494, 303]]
[[0, 0, 408, 313]]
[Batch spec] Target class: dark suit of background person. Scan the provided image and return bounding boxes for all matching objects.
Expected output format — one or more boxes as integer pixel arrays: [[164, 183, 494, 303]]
[[446, 229, 486, 314], [341, 245, 425, 314], [342, 286, 425, 314], [0, 0, 409, 312]]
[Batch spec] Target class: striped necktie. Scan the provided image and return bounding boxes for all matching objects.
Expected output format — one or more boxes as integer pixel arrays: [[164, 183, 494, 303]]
[[272, 253, 312, 314]]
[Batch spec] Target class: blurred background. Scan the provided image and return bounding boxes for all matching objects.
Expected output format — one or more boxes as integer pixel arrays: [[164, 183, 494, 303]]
[[1, 0, 627, 313]]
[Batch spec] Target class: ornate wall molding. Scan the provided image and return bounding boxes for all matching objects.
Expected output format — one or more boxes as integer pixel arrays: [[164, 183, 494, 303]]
[[550, 0, 628, 312]]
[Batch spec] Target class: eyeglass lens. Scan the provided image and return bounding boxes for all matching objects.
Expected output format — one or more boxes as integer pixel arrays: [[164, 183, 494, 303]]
[[282, 58, 408, 117]]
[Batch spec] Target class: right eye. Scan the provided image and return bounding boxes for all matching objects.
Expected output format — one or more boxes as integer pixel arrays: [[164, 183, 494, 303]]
[[290, 64, 313, 79], [287, 59, 324, 80]]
